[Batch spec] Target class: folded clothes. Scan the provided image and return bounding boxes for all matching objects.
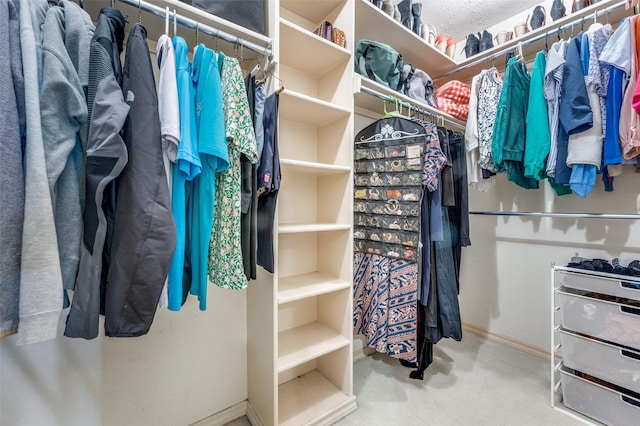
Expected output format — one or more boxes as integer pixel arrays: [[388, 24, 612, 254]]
[[567, 257, 640, 277]]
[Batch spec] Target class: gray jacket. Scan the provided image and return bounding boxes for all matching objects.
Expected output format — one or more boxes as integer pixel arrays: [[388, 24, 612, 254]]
[[0, 0, 24, 338], [40, 0, 94, 291], [65, 8, 129, 340], [17, 0, 64, 345]]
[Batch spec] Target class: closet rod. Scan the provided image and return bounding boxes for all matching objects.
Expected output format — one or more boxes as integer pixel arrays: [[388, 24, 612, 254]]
[[114, 0, 272, 58], [438, 0, 630, 79], [358, 85, 466, 131], [469, 211, 640, 220]]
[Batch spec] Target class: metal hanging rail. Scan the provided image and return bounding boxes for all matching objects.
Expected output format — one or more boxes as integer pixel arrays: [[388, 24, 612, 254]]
[[469, 211, 640, 220], [438, 0, 631, 79], [113, 0, 273, 58], [358, 85, 467, 131]]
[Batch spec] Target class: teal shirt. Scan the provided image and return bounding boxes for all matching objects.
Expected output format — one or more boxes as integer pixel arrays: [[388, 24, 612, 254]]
[[524, 51, 551, 181], [167, 36, 201, 311], [189, 45, 229, 310]]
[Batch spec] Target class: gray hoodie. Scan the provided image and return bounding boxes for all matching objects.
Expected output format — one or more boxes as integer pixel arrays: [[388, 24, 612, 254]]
[[0, 0, 24, 338], [17, 0, 64, 345], [40, 0, 94, 292]]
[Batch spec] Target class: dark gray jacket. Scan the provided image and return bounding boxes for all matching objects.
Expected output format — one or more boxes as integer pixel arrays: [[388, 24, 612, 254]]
[[104, 24, 176, 337], [65, 8, 129, 340]]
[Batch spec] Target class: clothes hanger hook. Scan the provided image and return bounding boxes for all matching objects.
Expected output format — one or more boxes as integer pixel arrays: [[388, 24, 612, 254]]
[[138, 0, 142, 24], [195, 22, 199, 45], [173, 9, 177, 36], [164, 6, 169, 36]]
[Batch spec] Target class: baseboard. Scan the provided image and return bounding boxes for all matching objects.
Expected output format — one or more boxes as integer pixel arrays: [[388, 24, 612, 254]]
[[190, 401, 249, 426], [462, 323, 550, 360], [245, 401, 264, 426]]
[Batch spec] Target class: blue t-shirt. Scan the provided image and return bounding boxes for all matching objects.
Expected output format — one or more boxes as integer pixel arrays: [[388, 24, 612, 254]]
[[189, 45, 229, 310], [167, 36, 201, 311]]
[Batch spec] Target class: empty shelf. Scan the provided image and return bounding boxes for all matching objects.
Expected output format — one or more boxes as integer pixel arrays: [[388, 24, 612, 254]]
[[278, 223, 351, 234], [278, 322, 350, 372], [280, 90, 351, 126], [279, 370, 356, 426], [280, 159, 350, 175], [278, 272, 351, 304]]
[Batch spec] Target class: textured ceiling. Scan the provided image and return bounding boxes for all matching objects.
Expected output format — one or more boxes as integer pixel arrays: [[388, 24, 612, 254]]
[[406, 0, 544, 43]]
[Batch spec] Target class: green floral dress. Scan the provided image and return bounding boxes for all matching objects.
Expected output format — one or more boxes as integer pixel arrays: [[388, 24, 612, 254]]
[[208, 55, 258, 290]]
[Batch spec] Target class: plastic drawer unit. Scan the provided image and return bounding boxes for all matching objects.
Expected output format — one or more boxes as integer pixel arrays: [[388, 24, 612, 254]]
[[560, 364, 640, 426], [559, 328, 640, 393], [557, 288, 640, 352], [558, 267, 640, 301]]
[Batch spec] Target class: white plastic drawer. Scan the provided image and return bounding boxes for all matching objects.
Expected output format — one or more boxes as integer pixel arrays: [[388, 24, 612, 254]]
[[558, 267, 640, 302], [557, 288, 640, 351], [560, 364, 640, 426], [560, 328, 640, 393]]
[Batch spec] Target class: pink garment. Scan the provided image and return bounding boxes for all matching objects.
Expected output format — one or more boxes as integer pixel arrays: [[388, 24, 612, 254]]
[[620, 16, 640, 160]]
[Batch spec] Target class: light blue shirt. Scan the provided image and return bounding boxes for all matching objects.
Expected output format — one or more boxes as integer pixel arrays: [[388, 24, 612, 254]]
[[189, 45, 229, 310], [167, 36, 201, 311]]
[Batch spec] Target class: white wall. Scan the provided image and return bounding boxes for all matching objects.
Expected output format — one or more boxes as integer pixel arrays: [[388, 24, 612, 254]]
[[461, 170, 640, 352], [0, 286, 248, 426]]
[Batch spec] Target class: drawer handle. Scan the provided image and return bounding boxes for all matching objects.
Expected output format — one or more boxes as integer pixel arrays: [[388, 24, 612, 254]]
[[620, 305, 640, 317], [620, 349, 640, 362], [621, 395, 640, 409], [621, 281, 640, 290]]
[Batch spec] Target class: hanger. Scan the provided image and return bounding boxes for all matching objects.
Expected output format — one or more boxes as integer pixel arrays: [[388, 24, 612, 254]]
[[164, 7, 169, 36], [173, 9, 177, 36], [195, 22, 199, 45], [516, 41, 524, 63], [383, 98, 399, 118], [137, 0, 142, 24], [545, 31, 549, 52]]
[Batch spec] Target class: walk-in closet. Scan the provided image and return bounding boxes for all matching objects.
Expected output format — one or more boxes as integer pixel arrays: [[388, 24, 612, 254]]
[[2, 0, 640, 425]]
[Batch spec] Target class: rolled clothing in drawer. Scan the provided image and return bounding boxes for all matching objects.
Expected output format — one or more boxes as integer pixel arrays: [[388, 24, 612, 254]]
[[558, 267, 640, 302], [557, 288, 640, 351], [560, 364, 640, 426], [560, 328, 640, 393]]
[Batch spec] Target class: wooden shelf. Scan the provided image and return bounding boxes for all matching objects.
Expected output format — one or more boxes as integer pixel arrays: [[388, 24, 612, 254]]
[[279, 370, 357, 426], [279, 19, 351, 78], [278, 223, 351, 234], [354, 75, 466, 127], [354, 0, 457, 78], [280, 0, 346, 25], [278, 272, 351, 304], [280, 90, 351, 126], [280, 159, 350, 176], [445, 0, 632, 83], [278, 322, 349, 372]]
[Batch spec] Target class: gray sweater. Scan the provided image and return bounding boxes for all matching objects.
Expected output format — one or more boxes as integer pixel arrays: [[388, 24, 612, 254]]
[[17, 0, 64, 345], [0, 0, 24, 338], [40, 0, 94, 292]]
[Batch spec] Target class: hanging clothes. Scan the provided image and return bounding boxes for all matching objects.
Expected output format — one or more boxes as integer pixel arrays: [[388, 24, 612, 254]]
[[167, 36, 201, 311], [241, 74, 258, 281], [17, 0, 64, 345], [104, 23, 175, 337], [40, 0, 94, 293], [0, 0, 24, 338], [353, 253, 418, 363], [256, 93, 281, 273], [525, 51, 552, 181], [189, 44, 229, 308], [544, 40, 568, 179], [64, 7, 129, 340], [619, 16, 640, 160], [492, 56, 538, 189], [477, 67, 502, 176], [208, 55, 258, 290]]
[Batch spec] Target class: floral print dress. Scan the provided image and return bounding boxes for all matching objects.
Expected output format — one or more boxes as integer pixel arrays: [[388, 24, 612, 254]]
[[208, 55, 258, 290]]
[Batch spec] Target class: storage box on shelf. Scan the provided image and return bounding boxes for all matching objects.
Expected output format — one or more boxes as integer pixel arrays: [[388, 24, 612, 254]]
[[551, 265, 640, 425], [248, 0, 356, 425]]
